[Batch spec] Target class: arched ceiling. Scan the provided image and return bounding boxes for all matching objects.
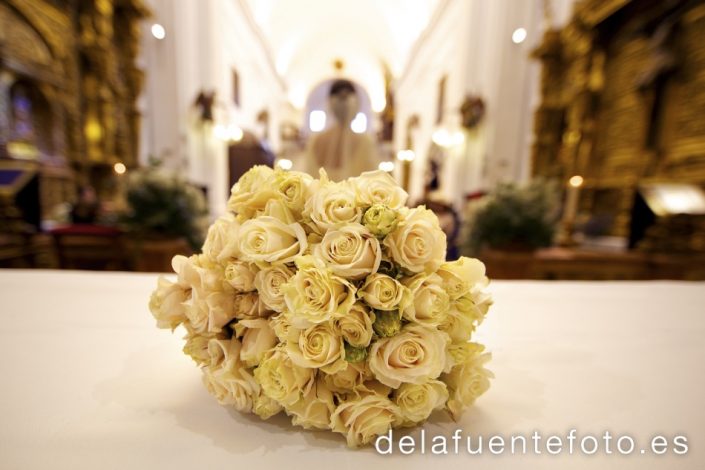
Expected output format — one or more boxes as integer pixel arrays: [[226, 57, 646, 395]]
[[245, 0, 440, 110]]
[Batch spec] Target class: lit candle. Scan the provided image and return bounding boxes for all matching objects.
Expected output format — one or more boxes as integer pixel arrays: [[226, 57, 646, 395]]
[[564, 175, 584, 222]]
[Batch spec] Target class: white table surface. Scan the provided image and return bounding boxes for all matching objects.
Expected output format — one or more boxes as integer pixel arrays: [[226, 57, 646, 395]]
[[0, 269, 704, 470]]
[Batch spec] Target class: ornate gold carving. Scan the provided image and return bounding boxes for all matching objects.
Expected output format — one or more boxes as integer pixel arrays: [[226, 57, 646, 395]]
[[1, 0, 148, 219], [531, 0, 705, 238]]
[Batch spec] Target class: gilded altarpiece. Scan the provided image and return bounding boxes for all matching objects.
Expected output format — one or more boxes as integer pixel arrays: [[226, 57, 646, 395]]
[[532, 0, 705, 237], [0, 0, 147, 220]]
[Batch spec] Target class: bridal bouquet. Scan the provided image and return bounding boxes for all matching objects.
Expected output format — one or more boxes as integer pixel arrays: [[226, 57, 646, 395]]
[[149, 166, 493, 447]]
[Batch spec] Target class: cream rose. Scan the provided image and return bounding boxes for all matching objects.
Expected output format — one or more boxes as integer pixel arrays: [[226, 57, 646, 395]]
[[254, 347, 315, 407], [182, 334, 212, 366], [149, 276, 189, 330], [269, 313, 291, 342], [286, 322, 346, 374], [261, 197, 296, 224], [443, 347, 493, 419], [331, 394, 402, 448], [286, 377, 336, 430], [383, 206, 447, 273], [253, 392, 283, 420], [314, 224, 381, 280], [393, 379, 448, 425], [232, 292, 269, 321], [436, 256, 488, 300], [401, 273, 450, 328], [254, 264, 295, 312], [439, 306, 476, 342], [332, 302, 375, 348], [202, 365, 259, 412], [350, 170, 408, 209], [272, 169, 313, 216], [322, 362, 370, 394], [227, 165, 276, 219], [186, 286, 236, 335], [282, 256, 356, 327], [224, 260, 257, 291], [448, 292, 491, 333], [202, 337, 259, 412], [238, 216, 308, 264], [303, 175, 362, 232], [201, 214, 241, 263], [358, 273, 410, 312], [368, 324, 449, 388], [234, 318, 278, 367]]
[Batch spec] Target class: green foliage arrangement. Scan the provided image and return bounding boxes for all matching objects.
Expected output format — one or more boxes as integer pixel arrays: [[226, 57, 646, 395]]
[[461, 180, 559, 255], [122, 167, 208, 250]]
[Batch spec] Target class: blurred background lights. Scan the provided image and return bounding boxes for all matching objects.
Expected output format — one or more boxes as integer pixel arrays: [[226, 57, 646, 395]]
[[350, 112, 367, 134], [512, 27, 527, 44], [113, 162, 126, 175], [396, 149, 416, 161], [213, 124, 243, 142], [309, 110, 326, 132], [432, 128, 464, 148], [151, 23, 166, 40], [276, 158, 293, 170], [378, 161, 395, 172], [569, 175, 584, 187]]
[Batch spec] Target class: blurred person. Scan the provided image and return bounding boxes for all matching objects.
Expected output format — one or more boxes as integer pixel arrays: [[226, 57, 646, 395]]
[[306, 80, 378, 180]]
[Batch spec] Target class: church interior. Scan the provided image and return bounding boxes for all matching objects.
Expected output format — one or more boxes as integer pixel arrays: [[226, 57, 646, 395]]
[[2, 0, 705, 280]]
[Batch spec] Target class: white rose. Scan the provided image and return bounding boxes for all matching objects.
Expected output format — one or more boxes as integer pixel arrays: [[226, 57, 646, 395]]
[[368, 324, 449, 388], [224, 260, 257, 291], [269, 312, 292, 342], [186, 286, 235, 335], [286, 377, 336, 430], [393, 380, 448, 425], [227, 165, 276, 219], [261, 197, 297, 224], [454, 294, 486, 319], [182, 334, 212, 366], [321, 362, 371, 393], [401, 273, 450, 328], [383, 206, 447, 274], [439, 306, 476, 342], [271, 169, 313, 216], [205, 337, 239, 369], [234, 318, 278, 367], [331, 394, 402, 448], [358, 273, 410, 312], [443, 345, 493, 419], [201, 214, 240, 263], [332, 302, 375, 348], [149, 275, 189, 329], [202, 364, 259, 412], [254, 347, 315, 407], [350, 170, 408, 209], [238, 216, 308, 265], [254, 264, 295, 312], [232, 292, 270, 321], [282, 256, 356, 327], [202, 338, 259, 412], [285, 322, 346, 374], [436, 256, 488, 300], [314, 224, 381, 280], [253, 392, 283, 420], [303, 176, 362, 232]]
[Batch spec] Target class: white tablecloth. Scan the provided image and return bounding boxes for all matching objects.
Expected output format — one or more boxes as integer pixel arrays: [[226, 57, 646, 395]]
[[0, 269, 704, 469]]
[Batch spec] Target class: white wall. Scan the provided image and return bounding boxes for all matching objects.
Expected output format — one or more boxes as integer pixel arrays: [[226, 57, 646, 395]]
[[140, 0, 285, 217], [394, 0, 549, 207]]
